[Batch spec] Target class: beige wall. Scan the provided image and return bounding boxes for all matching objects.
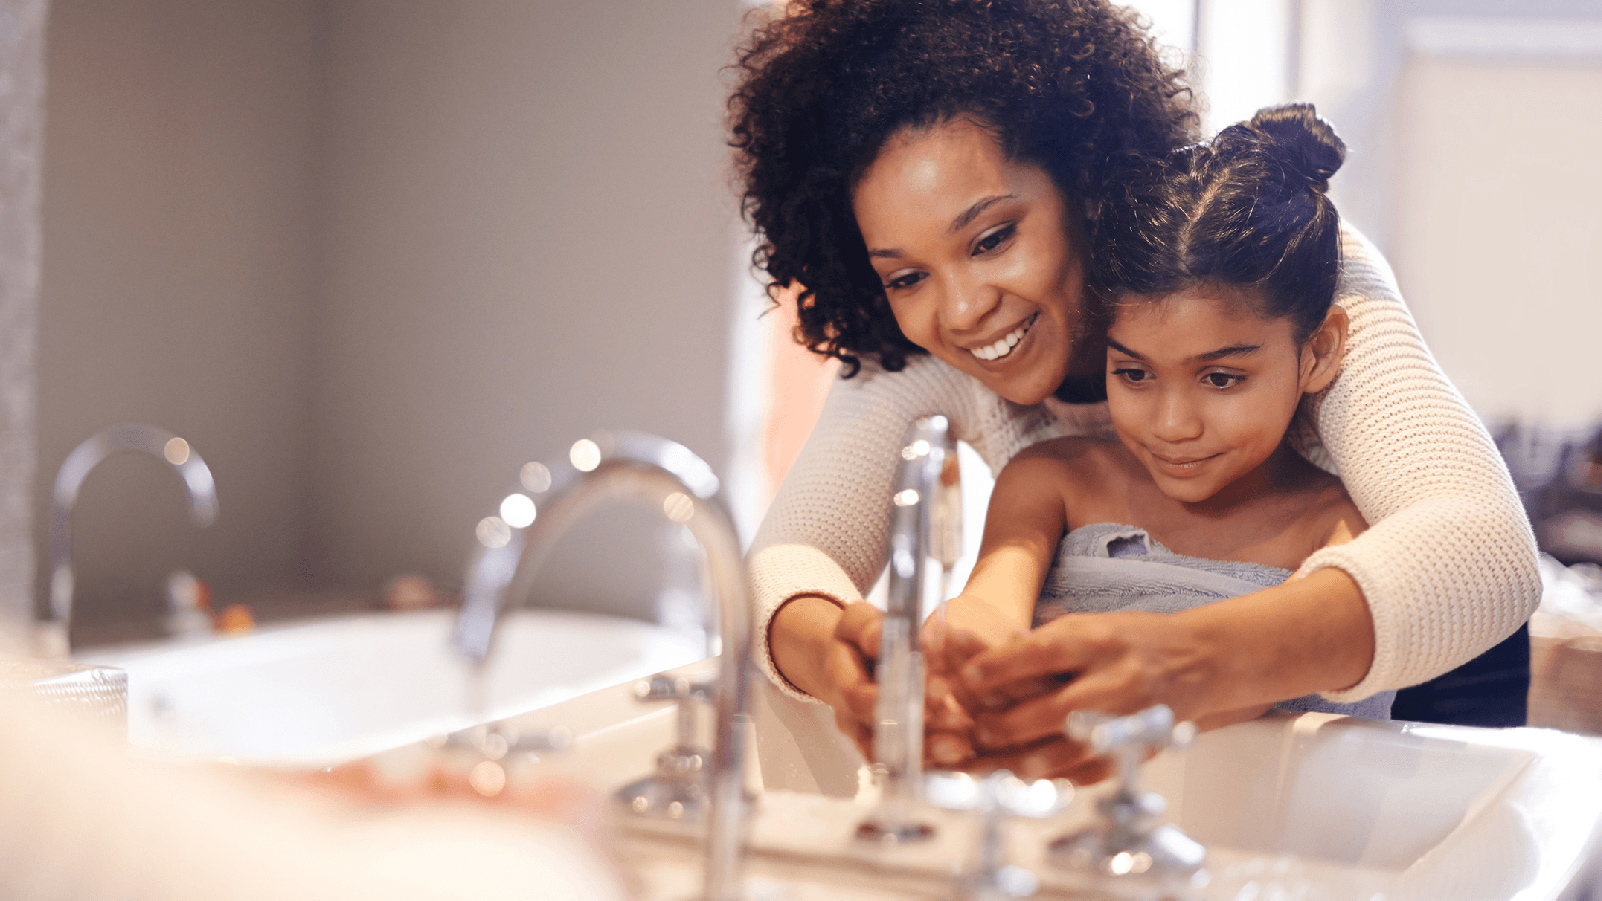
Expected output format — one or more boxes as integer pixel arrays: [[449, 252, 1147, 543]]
[[41, 0, 324, 638], [41, 1, 743, 639], [311, 1, 743, 618]]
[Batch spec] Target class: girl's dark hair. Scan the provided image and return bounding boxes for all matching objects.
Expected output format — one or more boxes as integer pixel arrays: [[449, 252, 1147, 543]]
[[1090, 103, 1347, 342], [729, 0, 1196, 377]]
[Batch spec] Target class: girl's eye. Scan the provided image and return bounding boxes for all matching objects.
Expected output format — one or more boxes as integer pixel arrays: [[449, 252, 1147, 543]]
[[973, 223, 1016, 256], [1203, 372, 1245, 389], [1113, 367, 1149, 384]]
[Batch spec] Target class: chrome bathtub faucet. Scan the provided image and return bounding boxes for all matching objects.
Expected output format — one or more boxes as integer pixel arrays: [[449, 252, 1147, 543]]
[[856, 414, 963, 844], [42, 423, 218, 657], [450, 432, 753, 901]]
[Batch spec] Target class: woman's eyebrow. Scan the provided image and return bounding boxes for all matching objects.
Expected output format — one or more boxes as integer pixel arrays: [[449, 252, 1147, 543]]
[[867, 193, 1021, 260], [948, 194, 1019, 234]]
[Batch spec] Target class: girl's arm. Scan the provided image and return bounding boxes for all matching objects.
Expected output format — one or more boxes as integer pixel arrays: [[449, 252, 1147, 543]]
[[750, 354, 1065, 705], [943, 449, 1073, 648]]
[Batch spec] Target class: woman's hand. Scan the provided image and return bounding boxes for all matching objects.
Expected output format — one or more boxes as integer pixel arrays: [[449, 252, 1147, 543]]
[[957, 609, 1225, 754], [768, 596, 887, 759]]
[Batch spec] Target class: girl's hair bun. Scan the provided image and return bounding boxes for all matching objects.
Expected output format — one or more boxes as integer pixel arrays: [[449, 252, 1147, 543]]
[[1244, 103, 1345, 193]]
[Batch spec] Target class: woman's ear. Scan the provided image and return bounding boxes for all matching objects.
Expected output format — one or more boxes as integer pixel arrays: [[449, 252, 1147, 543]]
[[1299, 304, 1349, 394]]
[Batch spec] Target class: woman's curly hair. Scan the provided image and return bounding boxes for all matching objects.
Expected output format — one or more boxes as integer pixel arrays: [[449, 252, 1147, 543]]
[[729, 0, 1197, 377]]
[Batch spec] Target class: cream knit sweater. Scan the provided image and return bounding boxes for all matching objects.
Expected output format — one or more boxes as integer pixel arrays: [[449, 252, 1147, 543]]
[[748, 223, 1541, 705]]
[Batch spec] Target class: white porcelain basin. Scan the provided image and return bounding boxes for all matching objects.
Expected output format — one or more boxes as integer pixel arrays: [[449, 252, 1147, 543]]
[[75, 609, 706, 766], [493, 669, 1602, 900], [1146, 713, 1602, 898]]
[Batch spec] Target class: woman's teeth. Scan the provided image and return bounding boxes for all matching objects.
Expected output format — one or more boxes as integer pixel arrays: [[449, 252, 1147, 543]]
[[970, 315, 1037, 362]]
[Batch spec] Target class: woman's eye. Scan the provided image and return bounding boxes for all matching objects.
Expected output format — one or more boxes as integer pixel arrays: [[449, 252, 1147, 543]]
[[884, 271, 925, 292], [1203, 372, 1244, 389], [973, 223, 1016, 256], [1113, 367, 1149, 384]]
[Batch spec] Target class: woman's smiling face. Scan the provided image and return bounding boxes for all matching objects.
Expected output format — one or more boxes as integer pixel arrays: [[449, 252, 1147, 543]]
[[851, 118, 1088, 405]]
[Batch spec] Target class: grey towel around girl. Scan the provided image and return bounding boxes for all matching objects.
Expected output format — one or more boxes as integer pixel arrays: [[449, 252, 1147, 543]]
[[1034, 522, 1393, 720]]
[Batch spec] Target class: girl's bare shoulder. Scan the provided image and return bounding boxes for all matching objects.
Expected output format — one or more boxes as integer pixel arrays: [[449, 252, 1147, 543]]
[[1293, 466, 1369, 549], [1004, 436, 1133, 499], [1010, 435, 1127, 474]]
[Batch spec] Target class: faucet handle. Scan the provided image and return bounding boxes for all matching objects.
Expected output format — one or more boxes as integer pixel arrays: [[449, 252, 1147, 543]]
[[924, 771, 1074, 899], [1066, 705, 1196, 755], [634, 674, 715, 705]]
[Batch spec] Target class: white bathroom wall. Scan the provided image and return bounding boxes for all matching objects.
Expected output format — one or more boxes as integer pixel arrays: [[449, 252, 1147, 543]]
[[1291, 0, 1602, 429], [1394, 46, 1602, 427]]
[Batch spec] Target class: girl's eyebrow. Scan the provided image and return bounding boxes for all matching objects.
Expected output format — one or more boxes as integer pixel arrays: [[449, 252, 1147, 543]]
[[1107, 337, 1262, 363]]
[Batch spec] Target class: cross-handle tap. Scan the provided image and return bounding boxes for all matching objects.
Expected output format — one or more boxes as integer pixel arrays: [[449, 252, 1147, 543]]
[[857, 414, 962, 844], [43, 423, 218, 656], [614, 674, 717, 821], [1048, 704, 1206, 886], [450, 432, 753, 901], [925, 770, 1075, 899]]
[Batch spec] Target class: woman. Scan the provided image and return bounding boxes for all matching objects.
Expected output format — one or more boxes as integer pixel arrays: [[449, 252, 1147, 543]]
[[729, 0, 1538, 778]]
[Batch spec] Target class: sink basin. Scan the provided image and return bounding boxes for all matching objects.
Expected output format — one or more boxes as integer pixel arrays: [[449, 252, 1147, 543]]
[[1146, 713, 1602, 898], [489, 668, 1602, 900]]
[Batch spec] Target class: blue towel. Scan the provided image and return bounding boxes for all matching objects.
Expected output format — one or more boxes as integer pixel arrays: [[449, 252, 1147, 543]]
[[1034, 522, 1393, 720]]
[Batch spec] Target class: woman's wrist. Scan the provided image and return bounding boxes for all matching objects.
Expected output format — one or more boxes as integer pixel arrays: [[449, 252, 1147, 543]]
[[768, 593, 847, 700], [1178, 567, 1375, 712]]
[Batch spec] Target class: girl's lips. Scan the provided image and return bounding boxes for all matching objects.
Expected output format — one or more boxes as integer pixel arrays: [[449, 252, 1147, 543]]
[[1151, 452, 1220, 473]]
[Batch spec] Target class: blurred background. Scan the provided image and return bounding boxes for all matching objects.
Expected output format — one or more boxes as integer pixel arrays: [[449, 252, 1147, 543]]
[[7, 0, 1600, 646]]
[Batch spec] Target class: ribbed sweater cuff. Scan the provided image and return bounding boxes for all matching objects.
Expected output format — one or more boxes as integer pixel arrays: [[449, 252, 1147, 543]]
[[1298, 544, 1396, 703], [748, 543, 863, 705]]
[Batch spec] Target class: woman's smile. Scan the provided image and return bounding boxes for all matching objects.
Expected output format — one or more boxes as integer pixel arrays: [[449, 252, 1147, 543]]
[[851, 118, 1087, 406], [966, 312, 1039, 362]]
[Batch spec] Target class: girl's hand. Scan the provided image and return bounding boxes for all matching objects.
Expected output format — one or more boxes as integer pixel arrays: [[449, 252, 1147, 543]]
[[958, 610, 1224, 753]]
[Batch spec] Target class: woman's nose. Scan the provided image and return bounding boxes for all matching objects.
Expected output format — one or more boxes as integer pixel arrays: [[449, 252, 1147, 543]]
[[1151, 390, 1204, 443], [940, 275, 1000, 331]]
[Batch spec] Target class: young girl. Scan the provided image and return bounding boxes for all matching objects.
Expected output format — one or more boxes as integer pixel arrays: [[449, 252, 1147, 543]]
[[942, 104, 1393, 735]]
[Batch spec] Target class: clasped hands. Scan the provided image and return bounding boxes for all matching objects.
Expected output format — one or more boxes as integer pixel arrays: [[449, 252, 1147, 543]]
[[818, 599, 1233, 784]]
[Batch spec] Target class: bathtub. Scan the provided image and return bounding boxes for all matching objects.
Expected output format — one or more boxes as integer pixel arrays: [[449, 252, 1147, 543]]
[[75, 609, 707, 767]]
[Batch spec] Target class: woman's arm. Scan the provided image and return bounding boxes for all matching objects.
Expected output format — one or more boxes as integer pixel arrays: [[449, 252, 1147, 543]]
[[1301, 224, 1540, 700], [959, 567, 1375, 755]]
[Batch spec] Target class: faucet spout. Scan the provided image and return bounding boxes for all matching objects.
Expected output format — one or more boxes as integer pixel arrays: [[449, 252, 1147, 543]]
[[44, 423, 218, 654], [858, 414, 962, 843], [451, 432, 753, 901]]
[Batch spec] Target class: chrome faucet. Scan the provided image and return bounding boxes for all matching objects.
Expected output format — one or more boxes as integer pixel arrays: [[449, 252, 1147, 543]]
[[857, 414, 963, 843], [42, 423, 218, 656], [452, 432, 753, 901], [1048, 705, 1205, 891]]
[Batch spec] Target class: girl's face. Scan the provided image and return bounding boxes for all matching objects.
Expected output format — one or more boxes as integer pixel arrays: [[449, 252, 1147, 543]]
[[1105, 285, 1345, 509], [852, 118, 1088, 406]]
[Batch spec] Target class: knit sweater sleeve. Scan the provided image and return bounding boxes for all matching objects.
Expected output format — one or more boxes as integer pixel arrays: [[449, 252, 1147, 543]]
[[747, 355, 1063, 701], [1299, 223, 1541, 702]]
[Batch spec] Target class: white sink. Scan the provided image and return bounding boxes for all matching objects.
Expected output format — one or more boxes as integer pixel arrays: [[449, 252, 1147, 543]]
[[494, 667, 1602, 900]]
